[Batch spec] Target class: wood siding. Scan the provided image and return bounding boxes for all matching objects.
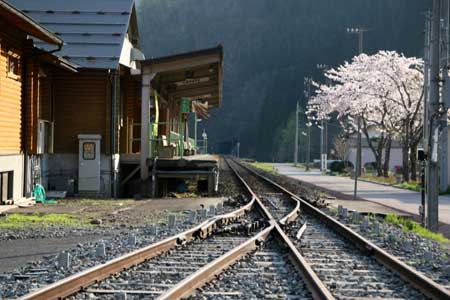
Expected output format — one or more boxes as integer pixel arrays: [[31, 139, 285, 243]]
[[52, 69, 111, 154], [121, 78, 140, 153], [0, 21, 25, 155], [25, 60, 39, 154]]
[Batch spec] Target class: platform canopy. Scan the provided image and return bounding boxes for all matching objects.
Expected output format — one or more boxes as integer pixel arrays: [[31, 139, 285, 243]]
[[141, 45, 223, 109]]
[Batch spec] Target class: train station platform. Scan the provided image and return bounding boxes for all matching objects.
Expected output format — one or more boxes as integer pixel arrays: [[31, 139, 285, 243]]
[[274, 164, 450, 236], [120, 154, 219, 197]]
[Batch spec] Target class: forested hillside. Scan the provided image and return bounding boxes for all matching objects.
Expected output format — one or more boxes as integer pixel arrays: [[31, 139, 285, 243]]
[[136, 0, 430, 161]]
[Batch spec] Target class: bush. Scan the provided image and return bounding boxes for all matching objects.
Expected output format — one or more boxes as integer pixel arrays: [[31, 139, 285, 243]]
[[364, 162, 377, 171], [330, 160, 354, 173], [394, 165, 403, 175]]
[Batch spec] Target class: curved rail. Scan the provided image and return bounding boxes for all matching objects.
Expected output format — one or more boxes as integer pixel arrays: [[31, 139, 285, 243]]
[[224, 157, 335, 300], [233, 157, 450, 300], [224, 157, 301, 226], [156, 225, 274, 300], [16, 200, 257, 300]]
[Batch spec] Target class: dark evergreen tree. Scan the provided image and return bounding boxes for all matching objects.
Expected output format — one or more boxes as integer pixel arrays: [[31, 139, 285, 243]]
[[137, 0, 430, 161]]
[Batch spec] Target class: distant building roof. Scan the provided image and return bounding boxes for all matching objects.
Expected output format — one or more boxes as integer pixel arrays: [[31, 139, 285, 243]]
[[9, 0, 137, 69], [0, 0, 63, 45]]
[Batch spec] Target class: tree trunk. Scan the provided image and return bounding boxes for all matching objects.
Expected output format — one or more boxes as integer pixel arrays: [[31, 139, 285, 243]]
[[362, 123, 384, 177], [376, 140, 383, 177], [410, 144, 418, 181], [402, 144, 410, 182], [383, 137, 392, 177]]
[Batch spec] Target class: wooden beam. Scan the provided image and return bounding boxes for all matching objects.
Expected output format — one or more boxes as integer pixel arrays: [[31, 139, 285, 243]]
[[140, 73, 155, 181], [143, 53, 221, 75], [169, 85, 218, 99], [167, 80, 219, 94]]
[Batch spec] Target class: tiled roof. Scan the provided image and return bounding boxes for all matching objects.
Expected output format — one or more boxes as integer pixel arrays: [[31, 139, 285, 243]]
[[9, 0, 135, 69]]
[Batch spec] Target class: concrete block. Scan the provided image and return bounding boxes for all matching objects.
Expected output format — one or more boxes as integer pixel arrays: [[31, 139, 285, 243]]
[[443, 265, 450, 278], [57, 252, 70, 269], [424, 251, 433, 261], [216, 202, 223, 214], [388, 233, 396, 242], [188, 210, 197, 224], [373, 222, 382, 236], [149, 224, 158, 235], [361, 216, 369, 231], [96, 242, 106, 258], [168, 215, 176, 229], [208, 205, 216, 216], [128, 234, 137, 247], [352, 211, 360, 223], [337, 205, 343, 216], [403, 240, 412, 252]]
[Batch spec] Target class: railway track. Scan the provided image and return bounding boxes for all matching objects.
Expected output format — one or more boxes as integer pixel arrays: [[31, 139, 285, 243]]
[[186, 238, 313, 300], [14, 157, 450, 300], [68, 235, 251, 300], [225, 157, 450, 300]]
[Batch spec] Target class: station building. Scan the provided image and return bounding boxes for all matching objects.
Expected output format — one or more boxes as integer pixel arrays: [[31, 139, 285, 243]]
[[0, 1, 76, 204], [5, 0, 223, 201]]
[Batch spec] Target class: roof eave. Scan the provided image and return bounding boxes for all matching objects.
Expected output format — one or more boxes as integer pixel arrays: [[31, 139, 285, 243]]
[[0, 1, 63, 46]]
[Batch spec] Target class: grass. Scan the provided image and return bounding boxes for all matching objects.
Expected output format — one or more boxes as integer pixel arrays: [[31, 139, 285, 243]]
[[249, 162, 277, 175], [385, 214, 450, 244], [360, 175, 421, 192], [293, 163, 306, 169], [0, 213, 87, 229], [399, 181, 421, 192], [361, 175, 397, 185]]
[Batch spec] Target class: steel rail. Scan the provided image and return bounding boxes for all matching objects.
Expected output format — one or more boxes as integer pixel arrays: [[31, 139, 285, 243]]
[[279, 196, 301, 226], [224, 157, 300, 225], [235, 158, 450, 300], [16, 201, 257, 300], [156, 225, 274, 300], [225, 157, 335, 300]]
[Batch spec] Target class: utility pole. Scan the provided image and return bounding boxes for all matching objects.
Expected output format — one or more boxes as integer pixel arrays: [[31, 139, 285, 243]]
[[317, 64, 330, 171], [440, 0, 449, 193], [294, 101, 299, 165], [347, 27, 366, 200], [304, 77, 313, 171], [237, 141, 240, 158], [320, 119, 325, 171], [427, 0, 442, 232], [307, 123, 311, 171], [422, 11, 431, 227]]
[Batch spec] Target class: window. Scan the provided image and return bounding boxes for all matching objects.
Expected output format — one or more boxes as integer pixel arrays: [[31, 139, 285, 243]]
[[0, 171, 13, 204], [8, 56, 19, 75], [37, 120, 54, 154], [7, 51, 20, 80], [83, 142, 96, 160]]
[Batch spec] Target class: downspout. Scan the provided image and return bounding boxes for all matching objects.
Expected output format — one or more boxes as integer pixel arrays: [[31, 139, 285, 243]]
[[22, 55, 29, 197], [109, 70, 118, 198]]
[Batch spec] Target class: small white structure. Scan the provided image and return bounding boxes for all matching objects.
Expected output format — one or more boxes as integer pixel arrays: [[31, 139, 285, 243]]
[[347, 128, 402, 172], [78, 134, 101, 192]]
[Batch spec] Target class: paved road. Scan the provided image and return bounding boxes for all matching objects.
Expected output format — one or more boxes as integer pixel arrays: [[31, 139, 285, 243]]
[[0, 235, 103, 273], [274, 164, 450, 234]]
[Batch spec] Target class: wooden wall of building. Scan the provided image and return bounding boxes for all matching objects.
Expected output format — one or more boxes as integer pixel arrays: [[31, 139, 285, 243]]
[[25, 60, 39, 154], [52, 69, 111, 154], [121, 77, 140, 154], [0, 21, 25, 155]]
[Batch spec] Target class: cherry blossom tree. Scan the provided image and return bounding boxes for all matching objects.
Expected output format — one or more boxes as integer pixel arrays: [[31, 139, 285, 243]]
[[308, 51, 424, 180]]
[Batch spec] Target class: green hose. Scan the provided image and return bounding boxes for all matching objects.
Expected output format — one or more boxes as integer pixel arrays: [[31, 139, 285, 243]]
[[33, 184, 57, 204]]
